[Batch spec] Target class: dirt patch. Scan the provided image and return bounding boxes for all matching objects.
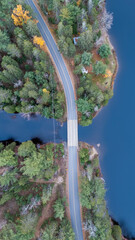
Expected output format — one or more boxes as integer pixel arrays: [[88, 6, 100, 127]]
[[0, 199, 19, 227], [111, 49, 118, 89], [32, 144, 68, 238]]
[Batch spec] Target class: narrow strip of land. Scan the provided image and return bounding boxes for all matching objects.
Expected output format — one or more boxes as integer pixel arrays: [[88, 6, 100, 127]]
[[25, 0, 83, 239]]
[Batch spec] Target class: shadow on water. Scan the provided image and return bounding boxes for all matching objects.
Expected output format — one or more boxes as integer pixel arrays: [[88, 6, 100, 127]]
[[0, 111, 67, 143]]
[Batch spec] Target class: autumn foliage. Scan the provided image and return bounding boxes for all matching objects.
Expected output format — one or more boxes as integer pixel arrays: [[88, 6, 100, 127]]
[[77, 0, 81, 6], [42, 88, 50, 94], [104, 69, 112, 78], [11, 5, 31, 26], [33, 36, 44, 48]]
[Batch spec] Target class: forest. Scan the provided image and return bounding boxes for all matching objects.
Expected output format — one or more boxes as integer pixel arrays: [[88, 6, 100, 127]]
[[0, 140, 74, 239], [38, 0, 117, 126], [0, 0, 65, 120], [0, 0, 121, 239]]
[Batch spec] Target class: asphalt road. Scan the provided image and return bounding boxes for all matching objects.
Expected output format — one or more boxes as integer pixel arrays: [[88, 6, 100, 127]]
[[25, 1, 83, 239]]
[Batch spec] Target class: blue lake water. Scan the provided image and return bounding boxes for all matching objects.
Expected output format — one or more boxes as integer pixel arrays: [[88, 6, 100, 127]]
[[0, 0, 135, 238]]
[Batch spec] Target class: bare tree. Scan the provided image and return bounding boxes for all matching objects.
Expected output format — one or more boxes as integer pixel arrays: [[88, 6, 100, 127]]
[[83, 219, 97, 238], [95, 36, 104, 47], [98, 0, 104, 9], [65, 0, 70, 5], [20, 113, 31, 120], [53, 0, 60, 22], [88, 0, 93, 15], [14, 80, 23, 88], [100, 9, 113, 31]]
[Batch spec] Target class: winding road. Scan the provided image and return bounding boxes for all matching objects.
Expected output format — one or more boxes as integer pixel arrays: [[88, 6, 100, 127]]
[[25, 0, 83, 239]]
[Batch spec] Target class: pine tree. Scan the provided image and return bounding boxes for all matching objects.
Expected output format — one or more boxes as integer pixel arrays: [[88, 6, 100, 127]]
[[7, 43, 21, 58], [25, 19, 40, 37]]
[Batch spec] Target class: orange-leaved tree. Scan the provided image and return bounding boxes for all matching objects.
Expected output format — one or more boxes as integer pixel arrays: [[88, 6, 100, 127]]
[[33, 36, 44, 48], [11, 5, 31, 26], [104, 69, 112, 78], [77, 0, 81, 6]]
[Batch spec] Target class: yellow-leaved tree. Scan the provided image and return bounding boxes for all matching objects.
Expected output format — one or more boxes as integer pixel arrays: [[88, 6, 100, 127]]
[[42, 89, 50, 104], [104, 69, 112, 78], [33, 36, 44, 48], [11, 5, 31, 26], [42, 88, 50, 94]]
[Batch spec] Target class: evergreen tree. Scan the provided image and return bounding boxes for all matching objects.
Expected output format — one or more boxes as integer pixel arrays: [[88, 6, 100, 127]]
[[7, 43, 21, 58], [0, 30, 10, 52]]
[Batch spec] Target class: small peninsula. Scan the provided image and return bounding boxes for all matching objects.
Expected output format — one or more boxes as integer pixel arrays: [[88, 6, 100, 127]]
[[79, 142, 124, 240], [0, 0, 117, 126], [38, 0, 118, 126]]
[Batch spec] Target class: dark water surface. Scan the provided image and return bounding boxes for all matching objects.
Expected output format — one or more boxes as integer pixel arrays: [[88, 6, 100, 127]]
[[0, 0, 135, 238]]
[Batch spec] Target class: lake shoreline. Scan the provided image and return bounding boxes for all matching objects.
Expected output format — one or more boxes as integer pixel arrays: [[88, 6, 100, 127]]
[[93, 1, 119, 120], [79, 141, 127, 240]]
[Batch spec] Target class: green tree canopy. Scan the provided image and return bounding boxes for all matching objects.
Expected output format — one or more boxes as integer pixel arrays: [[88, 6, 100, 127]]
[[0, 89, 12, 104], [53, 199, 65, 220], [23, 40, 33, 58], [58, 22, 73, 38], [81, 52, 92, 66], [19, 82, 38, 99], [0, 149, 17, 167], [80, 177, 91, 209], [14, 27, 28, 48], [41, 221, 58, 240], [4, 105, 16, 113], [0, 169, 17, 186], [58, 220, 75, 240], [0, 30, 10, 52], [78, 29, 93, 51], [98, 44, 111, 59], [2, 56, 19, 69], [60, 4, 80, 27], [79, 148, 89, 165], [7, 43, 21, 58], [77, 98, 94, 115], [112, 225, 122, 240], [18, 141, 36, 157], [21, 151, 44, 178], [25, 19, 40, 37], [58, 36, 76, 57], [74, 54, 81, 65], [93, 61, 107, 75]]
